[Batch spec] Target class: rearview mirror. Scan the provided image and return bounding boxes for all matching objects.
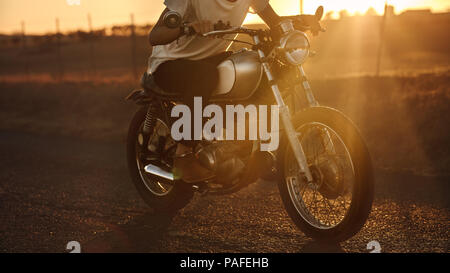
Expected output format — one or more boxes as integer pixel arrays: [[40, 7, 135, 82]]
[[315, 6, 324, 21], [163, 11, 182, 29]]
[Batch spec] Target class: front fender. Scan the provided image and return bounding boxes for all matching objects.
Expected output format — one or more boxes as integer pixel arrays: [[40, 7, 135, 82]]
[[125, 89, 153, 105]]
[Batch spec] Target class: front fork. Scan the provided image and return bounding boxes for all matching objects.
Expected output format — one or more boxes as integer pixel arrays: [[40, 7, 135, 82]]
[[254, 36, 313, 182], [254, 37, 336, 183], [298, 66, 336, 155]]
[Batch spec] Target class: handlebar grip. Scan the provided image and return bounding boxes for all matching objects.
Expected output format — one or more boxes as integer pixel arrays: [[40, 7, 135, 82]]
[[187, 26, 196, 36], [181, 25, 197, 36]]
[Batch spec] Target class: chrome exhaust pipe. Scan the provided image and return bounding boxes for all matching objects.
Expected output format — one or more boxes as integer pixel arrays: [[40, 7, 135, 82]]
[[144, 164, 174, 181]]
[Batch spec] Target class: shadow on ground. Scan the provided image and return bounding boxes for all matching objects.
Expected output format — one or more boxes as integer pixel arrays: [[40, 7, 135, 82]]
[[84, 211, 176, 253]]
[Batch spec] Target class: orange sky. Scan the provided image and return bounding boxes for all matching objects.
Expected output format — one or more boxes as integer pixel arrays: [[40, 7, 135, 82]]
[[0, 0, 448, 34]]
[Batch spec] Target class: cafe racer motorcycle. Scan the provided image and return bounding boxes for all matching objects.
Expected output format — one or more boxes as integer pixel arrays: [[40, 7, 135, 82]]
[[126, 7, 374, 242]]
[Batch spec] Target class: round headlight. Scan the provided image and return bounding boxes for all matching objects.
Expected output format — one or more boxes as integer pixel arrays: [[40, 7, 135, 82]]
[[279, 31, 310, 65]]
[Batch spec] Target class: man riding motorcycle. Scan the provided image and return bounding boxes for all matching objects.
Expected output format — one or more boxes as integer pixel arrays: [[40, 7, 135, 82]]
[[126, 1, 374, 242], [147, 0, 321, 182]]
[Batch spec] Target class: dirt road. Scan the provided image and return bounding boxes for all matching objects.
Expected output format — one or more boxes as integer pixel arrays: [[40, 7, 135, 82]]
[[0, 130, 448, 253]]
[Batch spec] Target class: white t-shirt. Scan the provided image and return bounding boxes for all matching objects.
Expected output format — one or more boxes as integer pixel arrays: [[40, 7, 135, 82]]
[[148, 0, 269, 73]]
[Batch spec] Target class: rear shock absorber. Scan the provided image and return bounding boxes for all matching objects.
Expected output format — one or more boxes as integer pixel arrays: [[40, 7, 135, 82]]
[[141, 103, 157, 152], [143, 104, 156, 134]]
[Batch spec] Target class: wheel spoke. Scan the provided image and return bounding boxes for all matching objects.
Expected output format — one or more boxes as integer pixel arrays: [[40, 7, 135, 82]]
[[285, 122, 355, 229], [136, 118, 174, 197]]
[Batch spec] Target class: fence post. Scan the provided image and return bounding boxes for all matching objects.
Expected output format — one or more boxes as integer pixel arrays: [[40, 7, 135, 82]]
[[376, 2, 388, 76], [21, 21, 30, 80], [130, 13, 138, 80], [55, 18, 64, 80], [300, 0, 304, 14], [87, 13, 97, 78]]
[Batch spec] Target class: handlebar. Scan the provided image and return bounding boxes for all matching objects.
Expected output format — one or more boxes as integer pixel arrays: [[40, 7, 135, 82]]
[[187, 16, 324, 39], [181, 19, 262, 37], [166, 6, 326, 38], [201, 26, 261, 38]]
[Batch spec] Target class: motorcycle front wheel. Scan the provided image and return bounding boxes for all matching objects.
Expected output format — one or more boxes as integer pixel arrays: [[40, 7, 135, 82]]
[[278, 106, 374, 243]]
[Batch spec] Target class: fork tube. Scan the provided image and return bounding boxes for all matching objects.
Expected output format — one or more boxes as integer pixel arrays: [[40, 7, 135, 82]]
[[298, 66, 319, 107], [253, 36, 313, 182], [298, 66, 336, 154]]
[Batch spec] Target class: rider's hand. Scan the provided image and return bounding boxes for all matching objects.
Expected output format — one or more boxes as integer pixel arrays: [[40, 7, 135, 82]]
[[299, 15, 322, 36], [188, 20, 214, 35]]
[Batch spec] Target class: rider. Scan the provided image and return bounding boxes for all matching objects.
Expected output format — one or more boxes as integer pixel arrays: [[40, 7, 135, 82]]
[[148, 0, 320, 181], [149, 0, 280, 97]]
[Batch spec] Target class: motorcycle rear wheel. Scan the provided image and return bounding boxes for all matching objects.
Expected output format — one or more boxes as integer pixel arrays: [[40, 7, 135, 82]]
[[278, 106, 374, 243], [127, 107, 194, 213]]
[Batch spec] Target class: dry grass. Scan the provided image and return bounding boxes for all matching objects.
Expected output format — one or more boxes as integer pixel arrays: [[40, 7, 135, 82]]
[[1, 71, 448, 176]]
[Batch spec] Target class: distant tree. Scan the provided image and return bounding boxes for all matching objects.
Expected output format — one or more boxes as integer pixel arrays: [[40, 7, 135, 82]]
[[33, 36, 43, 45], [111, 25, 129, 36], [365, 7, 378, 16], [324, 11, 334, 20], [339, 10, 350, 19], [386, 5, 395, 17], [95, 28, 106, 37], [44, 35, 54, 44], [67, 31, 79, 40], [135, 24, 153, 36]]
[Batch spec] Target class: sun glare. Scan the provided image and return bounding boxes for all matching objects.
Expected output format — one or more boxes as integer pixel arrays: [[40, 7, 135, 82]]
[[245, 0, 450, 23]]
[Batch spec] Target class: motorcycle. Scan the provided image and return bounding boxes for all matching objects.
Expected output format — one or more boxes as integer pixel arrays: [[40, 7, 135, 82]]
[[125, 6, 374, 243]]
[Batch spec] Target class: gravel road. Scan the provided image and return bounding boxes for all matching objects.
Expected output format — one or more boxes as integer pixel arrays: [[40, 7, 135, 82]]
[[0, 131, 448, 253]]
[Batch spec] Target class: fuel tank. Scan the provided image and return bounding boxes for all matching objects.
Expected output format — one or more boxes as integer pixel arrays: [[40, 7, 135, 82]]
[[210, 49, 263, 103]]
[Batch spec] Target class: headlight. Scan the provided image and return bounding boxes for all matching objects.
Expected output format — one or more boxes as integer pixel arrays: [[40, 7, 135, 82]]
[[279, 31, 310, 65]]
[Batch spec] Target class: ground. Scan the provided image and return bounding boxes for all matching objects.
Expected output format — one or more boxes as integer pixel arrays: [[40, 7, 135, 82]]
[[0, 130, 448, 253]]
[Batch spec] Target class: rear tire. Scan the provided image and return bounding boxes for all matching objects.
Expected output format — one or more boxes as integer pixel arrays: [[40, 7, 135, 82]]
[[127, 107, 194, 213], [278, 107, 374, 243]]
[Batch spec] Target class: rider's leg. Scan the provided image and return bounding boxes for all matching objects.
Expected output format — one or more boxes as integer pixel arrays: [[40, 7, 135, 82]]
[[153, 52, 230, 146], [152, 53, 231, 181]]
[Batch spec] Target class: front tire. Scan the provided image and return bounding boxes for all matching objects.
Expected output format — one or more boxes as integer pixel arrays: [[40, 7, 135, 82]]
[[278, 107, 374, 243], [127, 107, 193, 213]]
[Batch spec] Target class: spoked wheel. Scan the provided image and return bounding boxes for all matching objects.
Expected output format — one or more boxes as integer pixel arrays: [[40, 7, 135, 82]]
[[285, 122, 353, 229], [127, 107, 193, 213], [135, 118, 174, 197], [278, 107, 374, 242]]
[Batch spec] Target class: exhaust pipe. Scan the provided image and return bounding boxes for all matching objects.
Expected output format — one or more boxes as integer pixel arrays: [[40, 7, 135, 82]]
[[144, 164, 174, 181]]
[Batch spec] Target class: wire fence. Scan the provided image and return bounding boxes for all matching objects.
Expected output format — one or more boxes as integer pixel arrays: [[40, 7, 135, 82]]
[[1, 13, 154, 81], [1, 4, 401, 81]]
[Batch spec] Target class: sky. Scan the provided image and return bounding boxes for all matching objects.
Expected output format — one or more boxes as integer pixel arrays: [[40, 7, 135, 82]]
[[0, 0, 449, 34]]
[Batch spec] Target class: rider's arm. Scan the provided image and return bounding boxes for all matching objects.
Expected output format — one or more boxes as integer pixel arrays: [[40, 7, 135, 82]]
[[257, 4, 322, 36], [149, 9, 182, 46], [256, 4, 281, 28], [149, 8, 214, 46]]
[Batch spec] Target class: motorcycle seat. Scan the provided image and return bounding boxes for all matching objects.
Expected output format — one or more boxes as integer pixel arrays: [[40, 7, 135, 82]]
[[141, 72, 181, 99]]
